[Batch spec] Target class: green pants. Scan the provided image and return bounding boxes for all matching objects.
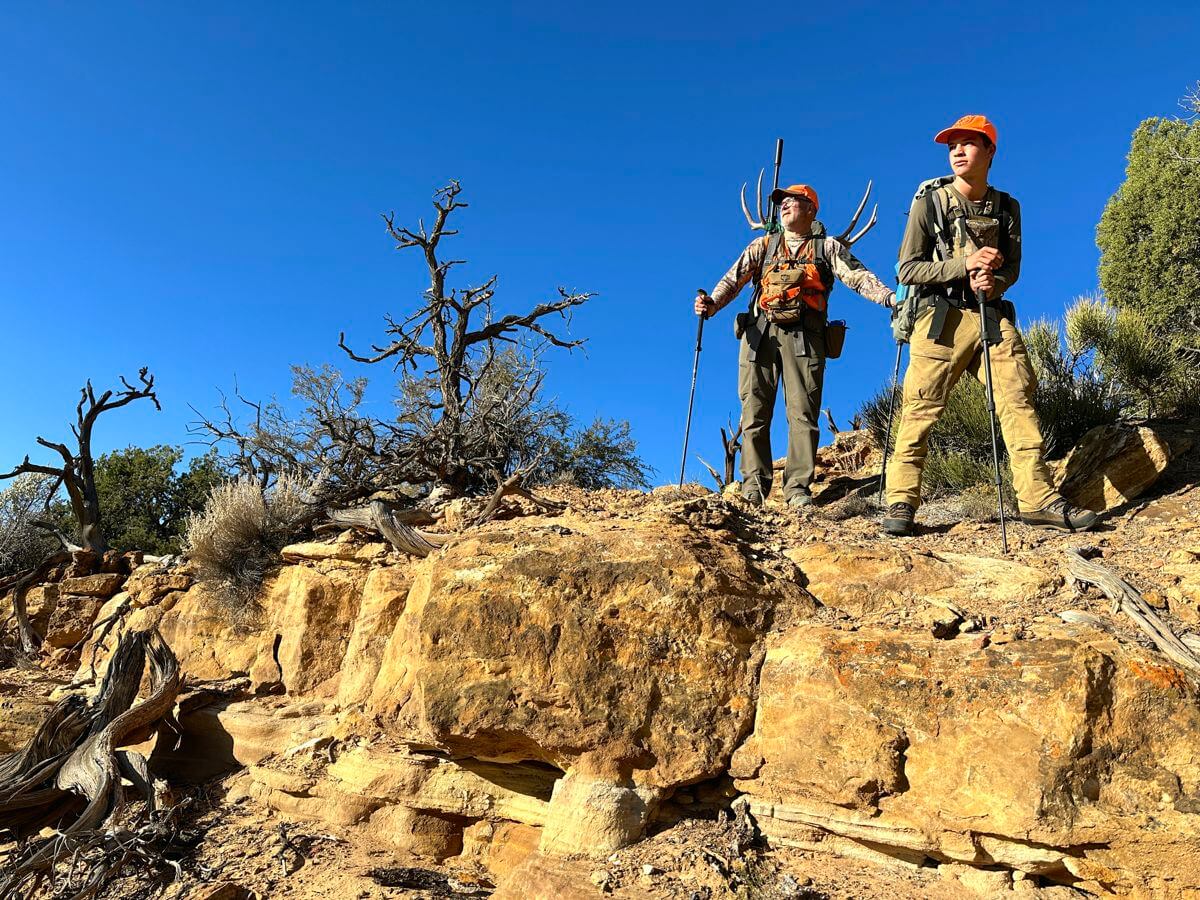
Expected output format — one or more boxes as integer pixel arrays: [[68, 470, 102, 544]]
[[738, 322, 826, 500]]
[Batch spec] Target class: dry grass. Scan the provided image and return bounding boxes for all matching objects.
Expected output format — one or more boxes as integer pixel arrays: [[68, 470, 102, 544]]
[[184, 473, 313, 613]]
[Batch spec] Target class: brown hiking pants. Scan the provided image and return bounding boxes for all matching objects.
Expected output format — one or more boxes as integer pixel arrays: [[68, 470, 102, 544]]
[[885, 305, 1060, 514], [738, 322, 825, 500]]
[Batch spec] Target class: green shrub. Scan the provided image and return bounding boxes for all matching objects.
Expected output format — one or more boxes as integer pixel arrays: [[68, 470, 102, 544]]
[[1064, 295, 1199, 418]]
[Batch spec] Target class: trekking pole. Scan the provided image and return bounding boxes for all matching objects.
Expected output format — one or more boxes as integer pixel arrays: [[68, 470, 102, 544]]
[[975, 287, 1009, 554], [678, 290, 709, 487], [876, 340, 904, 509]]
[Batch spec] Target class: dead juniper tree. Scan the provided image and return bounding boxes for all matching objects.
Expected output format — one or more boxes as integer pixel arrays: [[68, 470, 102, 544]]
[[0, 368, 159, 554], [338, 181, 595, 496]]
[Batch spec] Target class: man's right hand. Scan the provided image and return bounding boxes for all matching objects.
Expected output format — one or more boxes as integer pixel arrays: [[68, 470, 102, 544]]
[[965, 247, 1003, 271], [695, 293, 716, 317]]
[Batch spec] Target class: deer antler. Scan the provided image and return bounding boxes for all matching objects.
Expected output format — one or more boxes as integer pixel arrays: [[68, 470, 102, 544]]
[[837, 180, 878, 245], [740, 169, 766, 230]]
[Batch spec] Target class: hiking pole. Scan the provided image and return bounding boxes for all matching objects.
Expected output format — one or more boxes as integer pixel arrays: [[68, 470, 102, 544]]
[[876, 340, 904, 509], [975, 286, 1009, 554], [679, 290, 709, 487]]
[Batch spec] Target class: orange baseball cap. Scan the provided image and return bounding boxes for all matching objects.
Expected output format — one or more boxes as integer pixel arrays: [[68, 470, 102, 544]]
[[934, 114, 998, 147], [770, 184, 819, 212]]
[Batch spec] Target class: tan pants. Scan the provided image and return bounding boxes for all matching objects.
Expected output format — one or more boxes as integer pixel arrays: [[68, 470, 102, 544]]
[[738, 323, 825, 500], [885, 305, 1060, 513]]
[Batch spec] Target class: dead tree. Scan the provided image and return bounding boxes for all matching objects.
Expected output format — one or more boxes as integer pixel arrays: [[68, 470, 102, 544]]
[[338, 181, 594, 494], [697, 419, 743, 490], [0, 369, 159, 553]]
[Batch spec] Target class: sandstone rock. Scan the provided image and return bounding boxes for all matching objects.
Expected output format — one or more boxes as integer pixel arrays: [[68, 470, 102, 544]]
[[328, 744, 553, 824], [280, 535, 389, 563], [59, 572, 125, 598], [24, 583, 59, 633], [126, 572, 192, 606], [1056, 424, 1184, 512], [461, 820, 541, 881], [67, 549, 97, 578], [734, 624, 1200, 894], [42, 595, 105, 648], [364, 804, 464, 859], [493, 854, 605, 900], [336, 567, 412, 705], [368, 520, 813, 792], [539, 770, 660, 857], [185, 883, 254, 900], [150, 699, 333, 781], [786, 542, 1057, 618]]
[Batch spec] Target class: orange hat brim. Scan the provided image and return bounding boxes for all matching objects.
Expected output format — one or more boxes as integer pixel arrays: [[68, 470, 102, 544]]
[[934, 124, 996, 145]]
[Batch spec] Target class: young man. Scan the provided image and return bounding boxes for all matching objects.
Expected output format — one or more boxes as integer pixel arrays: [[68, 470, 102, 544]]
[[695, 184, 894, 507], [882, 114, 1097, 536]]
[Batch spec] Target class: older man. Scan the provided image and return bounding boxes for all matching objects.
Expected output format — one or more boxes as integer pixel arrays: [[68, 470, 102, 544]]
[[696, 184, 894, 507]]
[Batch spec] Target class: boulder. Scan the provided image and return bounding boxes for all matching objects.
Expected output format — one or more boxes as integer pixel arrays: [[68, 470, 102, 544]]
[[1056, 424, 1186, 512], [368, 519, 814, 791], [733, 624, 1200, 895], [42, 595, 105, 648], [59, 573, 125, 598]]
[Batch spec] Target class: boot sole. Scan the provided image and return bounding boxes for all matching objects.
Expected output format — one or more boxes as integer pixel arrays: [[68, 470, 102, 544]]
[[881, 520, 914, 536]]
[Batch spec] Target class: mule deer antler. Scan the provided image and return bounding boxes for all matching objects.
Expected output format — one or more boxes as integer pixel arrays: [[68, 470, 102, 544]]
[[837, 180, 878, 245], [740, 169, 766, 230]]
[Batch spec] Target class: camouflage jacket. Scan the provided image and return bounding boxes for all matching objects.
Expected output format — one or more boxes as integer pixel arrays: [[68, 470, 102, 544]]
[[709, 233, 895, 312]]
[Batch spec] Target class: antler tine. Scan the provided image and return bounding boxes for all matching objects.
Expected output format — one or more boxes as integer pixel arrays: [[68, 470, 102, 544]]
[[837, 179, 873, 241], [740, 168, 767, 230], [844, 204, 879, 246], [755, 168, 765, 227], [740, 182, 761, 229]]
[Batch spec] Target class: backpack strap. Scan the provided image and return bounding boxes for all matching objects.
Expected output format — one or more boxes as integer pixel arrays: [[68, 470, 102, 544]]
[[926, 189, 953, 261]]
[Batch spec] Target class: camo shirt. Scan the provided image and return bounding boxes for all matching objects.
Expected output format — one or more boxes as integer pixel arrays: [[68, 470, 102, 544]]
[[709, 234, 895, 312]]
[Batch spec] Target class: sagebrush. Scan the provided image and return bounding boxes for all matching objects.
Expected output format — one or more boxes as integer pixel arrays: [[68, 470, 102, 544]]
[[184, 473, 313, 612]]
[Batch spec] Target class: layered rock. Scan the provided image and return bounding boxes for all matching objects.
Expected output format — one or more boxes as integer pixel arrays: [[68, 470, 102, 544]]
[[41, 475, 1200, 897], [732, 623, 1200, 896]]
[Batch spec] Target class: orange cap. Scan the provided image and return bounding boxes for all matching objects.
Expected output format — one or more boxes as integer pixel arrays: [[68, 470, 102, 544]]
[[769, 184, 819, 212], [934, 114, 998, 147]]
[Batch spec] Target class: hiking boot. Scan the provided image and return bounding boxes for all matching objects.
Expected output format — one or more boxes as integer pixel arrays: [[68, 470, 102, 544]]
[[1021, 499, 1098, 533], [787, 492, 814, 509], [741, 491, 764, 506], [882, 502, 915, 536]]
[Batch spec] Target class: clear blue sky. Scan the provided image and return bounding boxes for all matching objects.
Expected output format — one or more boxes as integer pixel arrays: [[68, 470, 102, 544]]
[[1, 2, 1197, 486]]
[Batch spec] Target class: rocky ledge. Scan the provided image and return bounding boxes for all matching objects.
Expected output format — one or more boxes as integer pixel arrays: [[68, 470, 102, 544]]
[[6, 423, 1200, 899]]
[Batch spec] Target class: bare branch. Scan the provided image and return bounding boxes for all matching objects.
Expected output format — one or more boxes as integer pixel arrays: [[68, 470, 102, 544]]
[[463, 288, 593, 348]]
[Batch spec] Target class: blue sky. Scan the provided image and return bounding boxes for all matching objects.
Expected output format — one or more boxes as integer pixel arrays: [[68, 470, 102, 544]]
[[1, 2, 1197, 487]]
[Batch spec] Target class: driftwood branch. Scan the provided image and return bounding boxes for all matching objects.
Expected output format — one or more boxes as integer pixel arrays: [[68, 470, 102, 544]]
[[0, 628, 181, 896], [1064, 548, 1200, 678], [721, 420, 743, 486], [3, 551, 70, 653], [327, 501, 451, 558], [697, 457, 724, 490]]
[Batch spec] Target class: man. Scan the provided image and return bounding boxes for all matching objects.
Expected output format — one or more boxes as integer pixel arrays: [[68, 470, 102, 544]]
[[882, 114, 1097, 536], [695, 184, 894, 507]]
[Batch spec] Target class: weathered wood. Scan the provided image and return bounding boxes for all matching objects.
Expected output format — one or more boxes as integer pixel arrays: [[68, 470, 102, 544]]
[[0, 628, 181, 895], [327, 501, 450, 558], [1064, 548, 1200, 678], [3, 551, 70, 653]]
